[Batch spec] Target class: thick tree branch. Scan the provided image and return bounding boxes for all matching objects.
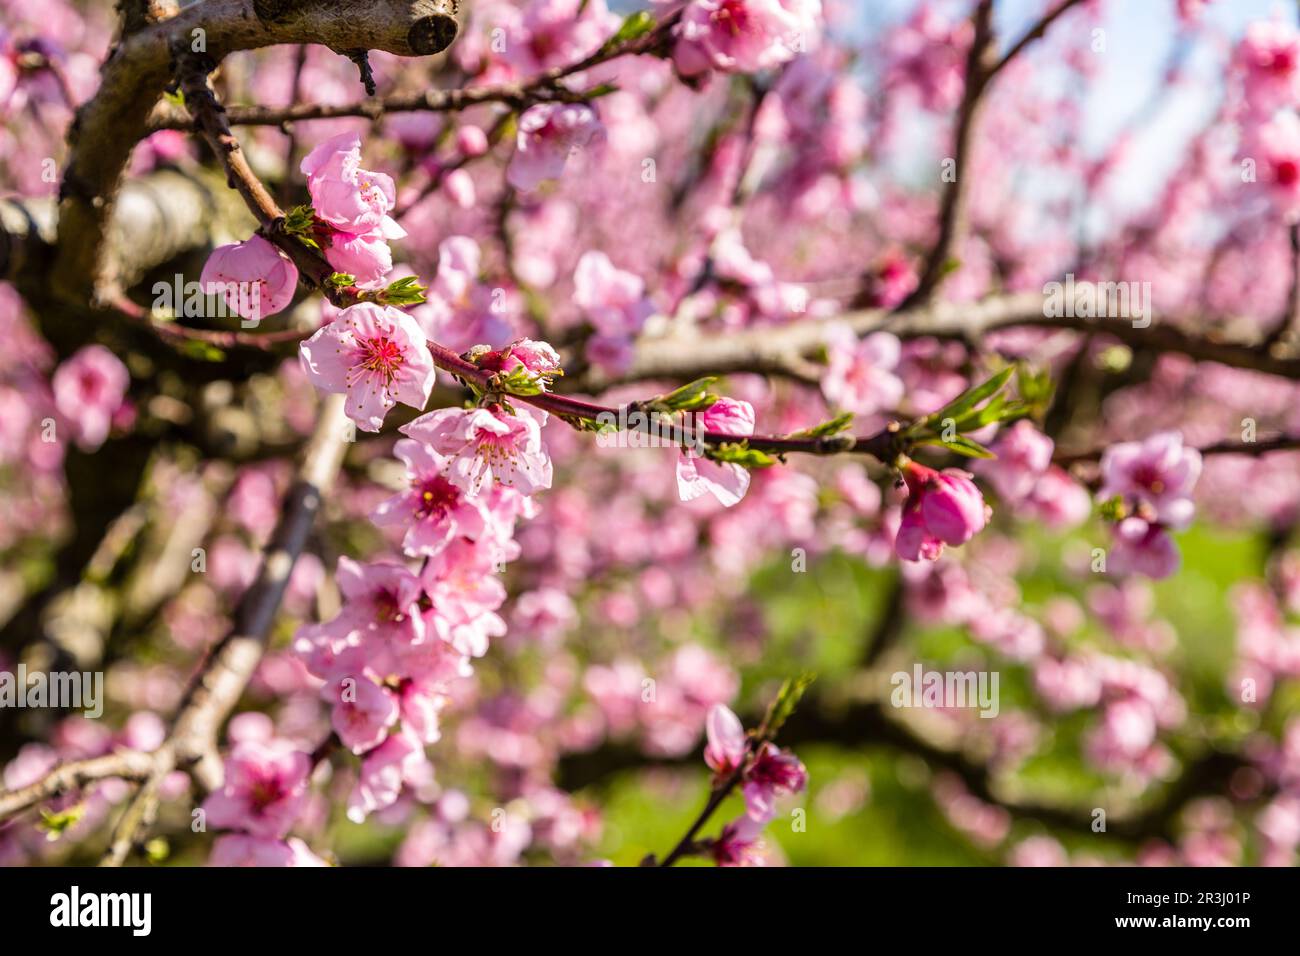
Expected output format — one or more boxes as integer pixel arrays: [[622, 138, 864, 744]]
[[52, 0, 461, 324]]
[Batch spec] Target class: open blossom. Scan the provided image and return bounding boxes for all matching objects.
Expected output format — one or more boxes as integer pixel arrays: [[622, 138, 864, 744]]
[[301, 132, 399, 235], [977, 420, 1054, 501], [422, 537, 509, 658], [200, 235, 299, 321], [323, 220, 406, 287], [894, 461, 990, 562], [52, 345, 130, 452], [315, 556, 427, 647], [574, 251, 655, 375], [201, 739, 310, 839], [299, 302, 435, 432], [1242, 111, 1300, 219], [1234, 17, 1300, 116], [372, 439, 492, 557], [329, 674, 400, 754], [677, 397, 756, 507], [507, 102, 603, 191], [742, 742, 807, 822], [820, 325, 904, 416], [673, 0, 821, 77], [401, 405, 552, 496], [348, 730, 437, 823], [1099, 430, 1201, 529]]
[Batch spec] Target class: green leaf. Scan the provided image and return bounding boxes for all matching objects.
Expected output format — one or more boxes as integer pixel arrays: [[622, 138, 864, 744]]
[[707, 441, 777, 469], [610, 10, 656, 45], [788, 412, 854, 440], [929, 366, 1014, 425], [180, 339, 226, 362], [1016, 364, 1055, 407], [1098, 494, 1127, 522], [921, 434, 996, 459], [38, 805, 85, 842], [326, 272, 356, 291], [378, 275, 428, 306], [283, 204, 322, 251], [762, 672, 816, 739], [648, 377, 719, 413]]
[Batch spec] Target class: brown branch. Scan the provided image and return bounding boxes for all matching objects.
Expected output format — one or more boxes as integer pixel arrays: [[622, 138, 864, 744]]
[[574, 291, 1300, 391], [91, 393, 349, 863], [52, 0, 462, 326], [147, 10, 681, 134], [0, 751, 156, 819], [900, 0, 1086, 310]]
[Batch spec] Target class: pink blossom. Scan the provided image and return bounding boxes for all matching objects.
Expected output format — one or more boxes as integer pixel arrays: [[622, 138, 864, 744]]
[[703, 703, 747, 775], [475, 338, 563, 387], [372, 439, 491, 557], [52, 345, 130, 451], [677, 397, 756, 507], [742, 742, 807, 822], [507, 103, 603, 192], [573, 251, 654, 338], [710, 815, 767, 866], [1099, 430, 1201, 529], [894, 461, 990, 562], [1109, 517, 1181, 580], [977, 420, 1054, 501], [401, 405, 553, 496], [421, 538, 508, 658], [323, 220, 405, 287], [319, 556, 427, 648], [209, 835, 327, 867], [1242, 111, 1300, 219], [821, 325, 904, 416], [674, 0, 821, 77], [1234, 17, 1300, 117], [348, 731, 437, 823], [299, 302, 435, 432], [201, 739, 310, 839], [300, 131, 399, 235], [200, 235, 299, 320], [328, 674, 400, 754]]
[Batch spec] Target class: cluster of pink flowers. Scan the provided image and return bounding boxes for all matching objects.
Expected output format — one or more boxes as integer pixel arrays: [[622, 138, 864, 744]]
[[976, 421, 1091, 530], [701, 703, 807, 866], [1098, 430, 1202, 580], [201, 715, 326, 866], [302, 132, 408, 287], [1233, 17, 1300, 218]]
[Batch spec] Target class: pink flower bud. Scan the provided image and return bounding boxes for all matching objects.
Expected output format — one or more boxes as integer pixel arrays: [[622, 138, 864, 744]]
[[920, 469, 989, 546]]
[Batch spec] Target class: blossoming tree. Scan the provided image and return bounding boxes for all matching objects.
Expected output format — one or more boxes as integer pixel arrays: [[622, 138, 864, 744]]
[[0, 0, 1298, 868]]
